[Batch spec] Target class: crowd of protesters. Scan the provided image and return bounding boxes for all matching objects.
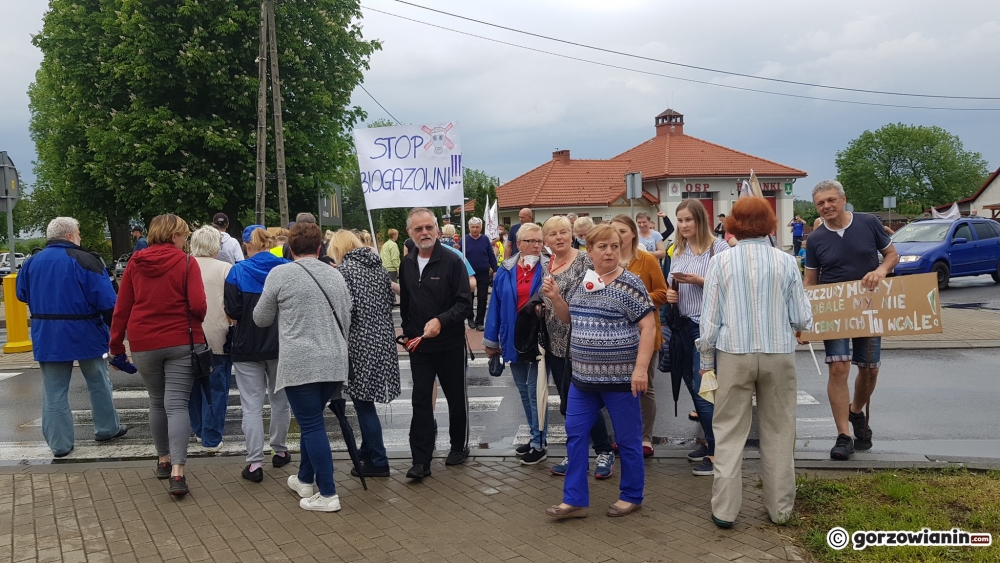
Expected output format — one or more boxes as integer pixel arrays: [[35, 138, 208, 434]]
[[17, 178, 903, 527]]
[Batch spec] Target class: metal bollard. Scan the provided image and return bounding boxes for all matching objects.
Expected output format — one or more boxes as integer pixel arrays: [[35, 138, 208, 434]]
[[3, 273, 32, 353]]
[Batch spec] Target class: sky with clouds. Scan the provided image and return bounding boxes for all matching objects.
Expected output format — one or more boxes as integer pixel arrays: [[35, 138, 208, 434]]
[[2, 0, 998, 201]]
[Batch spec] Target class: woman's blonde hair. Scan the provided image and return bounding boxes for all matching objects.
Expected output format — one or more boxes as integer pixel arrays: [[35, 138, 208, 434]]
[[674, 199, 714, 255], [190, 226, 221, 257], [327, 230, 364, 264], [147, 214, 191, 246], [324, 230, 335, 243], [246, 228, 274, 253], [441, 224, 456, 238], [358, 230, 373, 246], [573, 216, 594, 235], [542, 216, 572, 238]]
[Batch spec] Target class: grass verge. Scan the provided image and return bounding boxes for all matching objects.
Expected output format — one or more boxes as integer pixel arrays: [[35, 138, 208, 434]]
[[779, 468, 1000, 562]]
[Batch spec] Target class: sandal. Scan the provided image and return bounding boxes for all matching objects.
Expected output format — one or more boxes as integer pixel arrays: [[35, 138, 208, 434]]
[[546, 504, 588, 518], [688, 411, 699, 421], [607, 502, 642, 517]]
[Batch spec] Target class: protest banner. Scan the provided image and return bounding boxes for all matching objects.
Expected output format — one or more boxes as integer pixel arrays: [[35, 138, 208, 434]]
[[353, 122, 464, 210], [804, 272, 943, 340]]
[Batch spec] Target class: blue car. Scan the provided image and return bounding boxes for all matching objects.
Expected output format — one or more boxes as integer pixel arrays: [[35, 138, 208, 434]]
[[891, 218, 1000, 289]]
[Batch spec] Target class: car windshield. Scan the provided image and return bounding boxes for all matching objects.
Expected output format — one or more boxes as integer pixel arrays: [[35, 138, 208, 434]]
[[892, 223, 950, 243]]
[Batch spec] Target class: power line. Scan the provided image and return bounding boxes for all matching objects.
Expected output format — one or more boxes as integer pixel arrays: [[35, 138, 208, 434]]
[[358, 84, 402, 124], [361, 5, 1000, 112], [387, 0, 1000, 101]]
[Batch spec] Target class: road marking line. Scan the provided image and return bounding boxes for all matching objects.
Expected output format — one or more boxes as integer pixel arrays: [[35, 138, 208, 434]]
[[752, 391, 820, 406], [0, 372, 23, 382]]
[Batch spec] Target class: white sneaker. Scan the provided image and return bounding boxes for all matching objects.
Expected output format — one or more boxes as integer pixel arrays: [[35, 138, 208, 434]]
[[202, 442, 222, 453], [287, 475, 316, 498], [300, 492, 341, 512]]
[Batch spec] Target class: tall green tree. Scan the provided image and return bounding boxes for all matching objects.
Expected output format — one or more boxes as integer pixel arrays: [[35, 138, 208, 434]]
[[30, 0, 379, 257], [467, 169, 498, 222], [835, 123, 989, 215]]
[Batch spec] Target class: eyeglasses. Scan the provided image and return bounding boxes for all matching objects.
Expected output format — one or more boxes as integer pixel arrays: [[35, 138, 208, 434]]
[[521, 239, 544, 245]]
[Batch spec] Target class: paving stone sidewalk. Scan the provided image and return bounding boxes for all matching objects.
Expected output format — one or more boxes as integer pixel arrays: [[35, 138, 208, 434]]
[[0, 456, 811, 563]]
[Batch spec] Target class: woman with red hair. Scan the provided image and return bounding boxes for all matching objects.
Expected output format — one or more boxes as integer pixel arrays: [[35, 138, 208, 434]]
[[697, 197, 813, 529]]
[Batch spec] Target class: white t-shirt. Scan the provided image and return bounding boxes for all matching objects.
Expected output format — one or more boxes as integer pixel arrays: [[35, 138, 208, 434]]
[[216, 231, 245, 264], [638, 230, 663, 253], [417, 256, 430, 277]]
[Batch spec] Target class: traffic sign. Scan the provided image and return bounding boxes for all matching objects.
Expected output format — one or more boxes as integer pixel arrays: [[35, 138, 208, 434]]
[[0, 152, 18, 214]]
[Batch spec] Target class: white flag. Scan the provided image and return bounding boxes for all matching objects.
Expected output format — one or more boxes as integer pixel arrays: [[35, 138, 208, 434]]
[[931, 202, 960, 220], [485, 195, 499, 240], [739, 179, 754, 199]]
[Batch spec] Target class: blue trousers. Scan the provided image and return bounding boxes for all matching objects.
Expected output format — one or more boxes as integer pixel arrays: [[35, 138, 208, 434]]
[[352, 398, 388, 467], [285, 382, 340, 497], [564, 382, 644, 507], [682, 339, 715, 455], [188, 354, 232, 448], [40, 358, 122, 456], [510, 360, 547, 449]]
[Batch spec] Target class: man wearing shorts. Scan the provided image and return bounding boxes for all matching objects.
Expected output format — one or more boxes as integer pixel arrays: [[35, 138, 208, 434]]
[[804, 180, 898, 460]]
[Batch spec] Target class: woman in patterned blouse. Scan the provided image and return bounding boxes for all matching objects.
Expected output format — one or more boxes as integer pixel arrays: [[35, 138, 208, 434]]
[[542, 224, 656, 519]]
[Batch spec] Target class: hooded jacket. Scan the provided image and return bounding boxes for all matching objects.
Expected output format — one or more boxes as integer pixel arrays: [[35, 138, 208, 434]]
[[216, 231, 244, 265], [224, 251, 288, 362], [16, 240, 118, 362], [482, 252, 546, 364], [110, 244, 207, 355]]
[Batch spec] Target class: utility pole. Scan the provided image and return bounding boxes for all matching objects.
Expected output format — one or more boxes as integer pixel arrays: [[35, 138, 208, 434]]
[[253, 0, 290, 227], [254, 0, 268, 226]]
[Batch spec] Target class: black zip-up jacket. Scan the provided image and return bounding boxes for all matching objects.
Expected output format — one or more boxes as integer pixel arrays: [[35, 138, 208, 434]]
[[399, 241, 473, 353]]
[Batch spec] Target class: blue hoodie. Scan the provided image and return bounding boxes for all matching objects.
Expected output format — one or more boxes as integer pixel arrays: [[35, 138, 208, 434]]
[[224, 251, 288, 361]]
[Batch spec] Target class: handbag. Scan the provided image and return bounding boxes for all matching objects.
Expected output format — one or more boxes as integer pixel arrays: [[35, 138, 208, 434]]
[[295, 262, 351, 378], [184, 256, 215, 378]]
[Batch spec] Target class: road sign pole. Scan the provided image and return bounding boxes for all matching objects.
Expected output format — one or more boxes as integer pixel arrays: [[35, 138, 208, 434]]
[[1, 152, 14, 258]]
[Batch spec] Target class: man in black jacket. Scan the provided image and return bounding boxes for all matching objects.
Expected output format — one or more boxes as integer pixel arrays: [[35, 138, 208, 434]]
[[399, 207, 474, 479]]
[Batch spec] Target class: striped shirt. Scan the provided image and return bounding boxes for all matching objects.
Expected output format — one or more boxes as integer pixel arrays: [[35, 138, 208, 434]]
[[696, 238, 813, 370], [667, 238, 731, 322]]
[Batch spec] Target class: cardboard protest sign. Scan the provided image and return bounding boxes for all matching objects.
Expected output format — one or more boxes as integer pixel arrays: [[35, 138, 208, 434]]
[[804, 272, 943, 340], [353, 122, 464, 210]]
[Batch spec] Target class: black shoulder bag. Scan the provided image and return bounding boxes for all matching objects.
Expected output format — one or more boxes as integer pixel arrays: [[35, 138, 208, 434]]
[[185, 256, 215, 378]]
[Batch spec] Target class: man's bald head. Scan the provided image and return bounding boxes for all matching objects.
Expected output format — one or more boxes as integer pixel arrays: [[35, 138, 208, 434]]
[[518, 208, 533, 224]]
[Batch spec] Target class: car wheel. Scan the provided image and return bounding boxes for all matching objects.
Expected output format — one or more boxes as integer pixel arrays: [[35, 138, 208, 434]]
[[992, 261, 1000, 284], [932, 261, 950, 290]]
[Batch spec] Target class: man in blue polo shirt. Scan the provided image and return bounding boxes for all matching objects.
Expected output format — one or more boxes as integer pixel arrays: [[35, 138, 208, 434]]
[[788, 215, 805, 255], [804, 180, 899, 460], [464, 217, 497, 330]]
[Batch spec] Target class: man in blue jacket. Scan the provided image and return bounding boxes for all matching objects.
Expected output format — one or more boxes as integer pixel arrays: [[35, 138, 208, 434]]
[[16, 217, 127, 457]]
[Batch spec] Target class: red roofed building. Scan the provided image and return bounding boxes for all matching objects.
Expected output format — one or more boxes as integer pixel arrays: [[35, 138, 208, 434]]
[[931, 167, 1000, 219], [494, 109, 807, 248]]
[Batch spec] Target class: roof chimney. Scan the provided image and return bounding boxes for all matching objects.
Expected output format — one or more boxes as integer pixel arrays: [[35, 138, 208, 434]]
[[552, 149, 570, 163], [655, 109, 683, 137]]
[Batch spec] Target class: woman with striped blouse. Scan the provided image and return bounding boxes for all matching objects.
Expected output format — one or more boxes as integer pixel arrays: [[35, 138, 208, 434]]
[[697, 197, 812, 528], [666, 200, 731, 478]]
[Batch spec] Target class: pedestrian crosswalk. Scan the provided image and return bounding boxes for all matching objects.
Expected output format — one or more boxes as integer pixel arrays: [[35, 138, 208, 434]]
[[0, 372, 22, 382]]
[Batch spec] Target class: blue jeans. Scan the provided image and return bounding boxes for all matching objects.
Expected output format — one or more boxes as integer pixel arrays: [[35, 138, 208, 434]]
[[510, 360, 547, 449], [546, 351, 612, 454], [682, 330, 715, 455], [352, 398, 388, 467], [40, 358, 122, 456], [189, 354, 232, 448], [285, 382, 340, 497], [564, 382, 644, 507], [823, 337, 882, 369]]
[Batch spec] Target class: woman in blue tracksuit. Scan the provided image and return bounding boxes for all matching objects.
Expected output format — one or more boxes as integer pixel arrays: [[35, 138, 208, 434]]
[[482, 223, 548, 465]]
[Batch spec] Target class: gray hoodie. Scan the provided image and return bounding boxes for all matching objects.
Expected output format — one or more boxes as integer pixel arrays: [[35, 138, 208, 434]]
[[216, 231, 244, 265]]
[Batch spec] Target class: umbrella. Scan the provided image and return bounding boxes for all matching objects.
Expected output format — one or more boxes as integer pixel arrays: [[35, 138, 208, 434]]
[[328, 397, 368, 491], [665, 281, 689, 417], [535, 342, 548, 432]]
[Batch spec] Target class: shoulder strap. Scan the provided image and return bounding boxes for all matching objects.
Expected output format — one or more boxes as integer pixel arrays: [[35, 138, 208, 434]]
[[185, 255, 194, 352], [294, 261, 347, 341]]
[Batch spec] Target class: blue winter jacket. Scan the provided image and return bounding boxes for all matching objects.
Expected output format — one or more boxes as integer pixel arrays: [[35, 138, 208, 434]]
[[16, 240, 118, 362], [482, 253, 546, 364], [224, 251, 288, 362]]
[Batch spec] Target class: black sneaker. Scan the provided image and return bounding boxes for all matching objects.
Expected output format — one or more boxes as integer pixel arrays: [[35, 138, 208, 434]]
[[169, 476, 189, 497], [272, 452, 292, 468], [687, 444, 709, 462], [445, 448, 469, 466], [242, 464, 263, 483], [514, 443, 532, 456], [475, 324, 485, 331], [830, 434, 855, 460], [849, 410, 873, 451], [351, 462, 390, 478], [96, 425, 128, 442], [155, 461, 171, 480], [406, 464, 431, 479], [520, 448, 547, 466], [468, 319, 476, 329]]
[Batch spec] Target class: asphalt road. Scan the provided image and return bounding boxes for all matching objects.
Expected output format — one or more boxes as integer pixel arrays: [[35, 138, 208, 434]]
[[938, 273, 1000, 309]]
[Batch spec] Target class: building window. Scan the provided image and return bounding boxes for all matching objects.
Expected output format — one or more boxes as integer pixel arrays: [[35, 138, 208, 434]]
[[682, 192, 713, 200]]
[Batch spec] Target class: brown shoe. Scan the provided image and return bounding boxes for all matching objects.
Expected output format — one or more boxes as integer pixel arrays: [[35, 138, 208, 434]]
[[546, 504, 588, 519], [607, 502, 641, 517]]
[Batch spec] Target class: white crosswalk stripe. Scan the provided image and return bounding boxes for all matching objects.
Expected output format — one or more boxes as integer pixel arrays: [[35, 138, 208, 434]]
[[0, 372, 23, 382]]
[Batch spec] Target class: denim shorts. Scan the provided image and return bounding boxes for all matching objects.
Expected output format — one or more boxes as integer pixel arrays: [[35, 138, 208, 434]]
[[823, 337, 881, 369]]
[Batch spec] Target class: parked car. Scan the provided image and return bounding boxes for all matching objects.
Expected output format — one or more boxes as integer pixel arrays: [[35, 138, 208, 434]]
[[891, 218, 1000, 289], [0, 252, 26, 275], [114, 254, 131, 278]]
